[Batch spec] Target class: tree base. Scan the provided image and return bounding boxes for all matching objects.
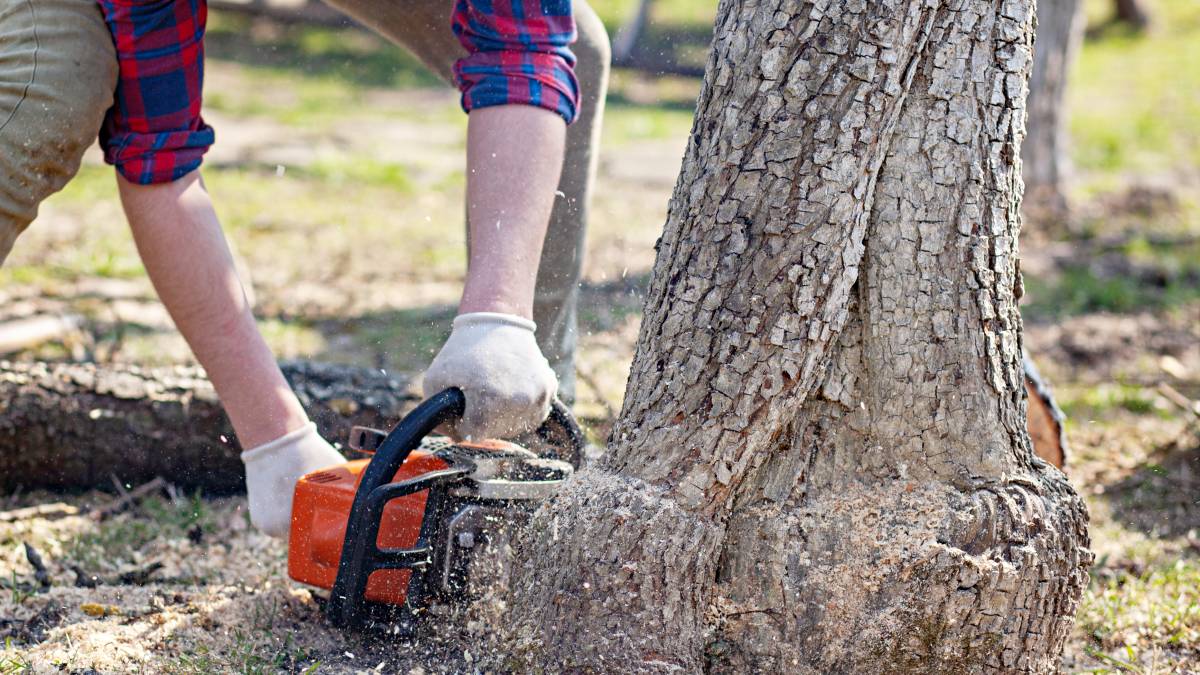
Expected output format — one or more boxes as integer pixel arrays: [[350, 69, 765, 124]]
[[712, 474, 1091, 673], [508, 469, 724, 673]]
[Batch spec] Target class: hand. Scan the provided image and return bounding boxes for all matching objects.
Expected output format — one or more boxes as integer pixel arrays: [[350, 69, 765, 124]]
[[241, 422, 345, 538], [422, 312, 557, 440]]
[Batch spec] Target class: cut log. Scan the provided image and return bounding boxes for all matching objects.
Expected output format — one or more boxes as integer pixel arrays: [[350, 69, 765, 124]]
[[1024, 353, 1069, 469], [0, 360, 418, 493]]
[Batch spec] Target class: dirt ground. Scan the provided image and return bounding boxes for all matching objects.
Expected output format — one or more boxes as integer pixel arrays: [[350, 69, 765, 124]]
[[3, 3, 1200, 673]]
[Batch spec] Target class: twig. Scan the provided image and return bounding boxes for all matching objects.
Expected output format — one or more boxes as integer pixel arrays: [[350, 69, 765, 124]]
[[23, 542, 50, 590], [117, 561, 164, 586], [70, 565, 99, 589], [69, 561, 164, 588], [90, 476, 169, 522], [165, 482, 183, 508], [109, 473, 131, 499], [1157, 383, 1200, 422], [0, 502, 80, 523]]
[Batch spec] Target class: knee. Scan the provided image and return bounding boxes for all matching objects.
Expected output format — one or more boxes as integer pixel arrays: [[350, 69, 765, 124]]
[[0, 1, 116, 233], [573, 1, 612, 92]]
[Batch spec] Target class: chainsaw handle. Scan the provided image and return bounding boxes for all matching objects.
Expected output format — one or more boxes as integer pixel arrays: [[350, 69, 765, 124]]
[[347, 391, 586, 467], [327, 388, 465, 628], [327, 388, 584, 628]]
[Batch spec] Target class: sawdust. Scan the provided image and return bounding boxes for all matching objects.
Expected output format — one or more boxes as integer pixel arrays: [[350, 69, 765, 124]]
[[0, 494, 495, 673]]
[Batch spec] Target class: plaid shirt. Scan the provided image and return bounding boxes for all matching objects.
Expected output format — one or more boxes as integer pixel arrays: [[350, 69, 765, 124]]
[[97, 0, 580, 186], [98, 0, 214, 185], [452, 0, 579, 125]]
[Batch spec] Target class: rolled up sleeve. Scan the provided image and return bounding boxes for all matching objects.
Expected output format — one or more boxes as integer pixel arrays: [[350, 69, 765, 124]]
[[97, 0, 214, 185], [451, 0, 580, 125]]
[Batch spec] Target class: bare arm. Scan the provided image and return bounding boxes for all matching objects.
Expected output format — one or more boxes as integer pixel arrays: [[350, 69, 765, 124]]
[[422, 105, 568, 439], [459, 105, 567, 319], [117, 171, 308, 449]]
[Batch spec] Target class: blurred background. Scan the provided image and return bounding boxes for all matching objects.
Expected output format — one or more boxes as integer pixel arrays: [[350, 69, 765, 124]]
[[0, 0, 1197, 671]]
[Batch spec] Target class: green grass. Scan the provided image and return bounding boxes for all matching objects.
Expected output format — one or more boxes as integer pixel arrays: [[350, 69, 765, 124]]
[[1070, 0, 1200, 177], [207, 13, 441, 92], [0, 640, 31, 674], [1077, 558, 1200, 667], [298, 157, 415, 191], [66, 493, 215, 575], [319, 306, 455, 372], [1056, 383, 1168, 423], [168, 628, 320, 675], [595, 0, 716, 29], [1022, 249, 1200, 317]]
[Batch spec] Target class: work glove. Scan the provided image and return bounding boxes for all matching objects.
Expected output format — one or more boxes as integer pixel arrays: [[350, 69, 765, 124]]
[[422, 312, 557, 441], [241, 423, 345, 538]]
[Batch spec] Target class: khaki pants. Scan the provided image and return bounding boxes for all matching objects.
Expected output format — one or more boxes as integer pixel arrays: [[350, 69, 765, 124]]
[[0, 0, 118, 262], [0, 0, 608, 399]]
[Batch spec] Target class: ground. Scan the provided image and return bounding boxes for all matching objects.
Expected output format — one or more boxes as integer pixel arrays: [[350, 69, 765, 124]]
[[1, 0, 1199, 672]]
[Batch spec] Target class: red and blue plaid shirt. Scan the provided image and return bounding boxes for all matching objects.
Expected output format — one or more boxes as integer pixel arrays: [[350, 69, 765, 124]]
[[97, 0, 580, 185]]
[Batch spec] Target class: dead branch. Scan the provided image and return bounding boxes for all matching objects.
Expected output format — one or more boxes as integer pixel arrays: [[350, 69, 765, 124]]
[[89, 477, 169, 522], [0, 314, 82, 354], [117, 562, 165, 586], [1157, 382, 1200, 423], [0, 503, 80, 522]]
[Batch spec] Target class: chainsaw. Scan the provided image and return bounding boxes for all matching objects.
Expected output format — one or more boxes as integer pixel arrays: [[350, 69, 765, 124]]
[[287, 388, 584, 628]]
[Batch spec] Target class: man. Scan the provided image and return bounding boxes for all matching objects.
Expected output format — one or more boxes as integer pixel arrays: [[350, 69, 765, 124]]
[[0, 0, 609, 536]]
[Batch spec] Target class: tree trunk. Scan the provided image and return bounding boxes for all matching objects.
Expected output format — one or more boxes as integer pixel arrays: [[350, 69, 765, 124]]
[[611, 0, 653, 65], [505, 0, 1091, 671], [1021, 0, 1084, 234], [1112, 0, 1150, 30], [0, 360, 417, 493]]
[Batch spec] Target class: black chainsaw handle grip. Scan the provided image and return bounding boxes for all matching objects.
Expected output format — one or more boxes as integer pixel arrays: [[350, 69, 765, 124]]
[[348, 389, 586, 468], [541, 397, 587, 469], [327, 388, 465, 628]]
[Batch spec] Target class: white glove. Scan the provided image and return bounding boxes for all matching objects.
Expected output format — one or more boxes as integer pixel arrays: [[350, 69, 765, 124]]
[[422, 312, 557, 441], [241, 422, 345, 538]]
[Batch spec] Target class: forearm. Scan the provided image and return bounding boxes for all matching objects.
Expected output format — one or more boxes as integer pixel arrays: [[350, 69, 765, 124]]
[[459, 105, 567, 319], [118, 171, 307, 448]]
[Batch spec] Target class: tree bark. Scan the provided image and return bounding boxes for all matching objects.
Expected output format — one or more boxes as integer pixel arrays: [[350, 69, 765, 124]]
[[0, 360, 417, 493], [505, 0, 1091, 671], [1021, 0, 1084, 234]]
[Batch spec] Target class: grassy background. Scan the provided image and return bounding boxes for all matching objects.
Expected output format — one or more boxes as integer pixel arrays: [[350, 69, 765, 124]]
[[1, 0, 1198, 671]]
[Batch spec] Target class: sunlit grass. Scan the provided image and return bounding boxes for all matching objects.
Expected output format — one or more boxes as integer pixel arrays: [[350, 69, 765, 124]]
[[1070, 0, 1200, 177], [1056, 382, 1166, 420], [1078, 559, 1200, 667]]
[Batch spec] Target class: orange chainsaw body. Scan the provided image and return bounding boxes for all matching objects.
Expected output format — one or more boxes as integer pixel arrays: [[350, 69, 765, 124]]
[[288, 450, 449, 605]]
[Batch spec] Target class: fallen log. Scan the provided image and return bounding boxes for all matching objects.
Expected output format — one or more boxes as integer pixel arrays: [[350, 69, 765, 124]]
[[0, 503, 81, 522], [0, 360, 418, 493], [2, 356, 1067, 493]]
